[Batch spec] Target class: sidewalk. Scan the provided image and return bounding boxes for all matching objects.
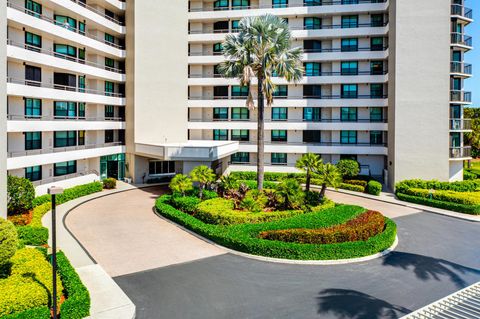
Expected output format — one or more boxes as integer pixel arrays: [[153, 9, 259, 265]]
[[42, 181, 138, 319]]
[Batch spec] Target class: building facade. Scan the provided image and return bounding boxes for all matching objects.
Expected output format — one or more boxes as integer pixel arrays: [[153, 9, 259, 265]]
[[0, 0, 473, 217]]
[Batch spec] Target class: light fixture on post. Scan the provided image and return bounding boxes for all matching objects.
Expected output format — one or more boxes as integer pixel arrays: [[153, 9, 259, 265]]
[[48, 186, 64, 319]]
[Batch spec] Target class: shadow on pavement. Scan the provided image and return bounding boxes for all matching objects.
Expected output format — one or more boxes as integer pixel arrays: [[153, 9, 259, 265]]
[[317, 289, 410, 319], [382, 252, 480, 288]]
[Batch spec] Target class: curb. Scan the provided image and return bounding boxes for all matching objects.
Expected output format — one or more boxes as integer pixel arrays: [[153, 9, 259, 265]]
[[153, 207, 399, 266]]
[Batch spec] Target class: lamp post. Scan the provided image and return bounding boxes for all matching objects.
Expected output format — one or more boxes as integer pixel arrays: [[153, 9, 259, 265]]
[[48, 186, 64, 319]]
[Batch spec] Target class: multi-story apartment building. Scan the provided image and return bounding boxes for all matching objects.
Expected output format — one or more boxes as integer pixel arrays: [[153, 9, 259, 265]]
[[0, 0, 474, 218]]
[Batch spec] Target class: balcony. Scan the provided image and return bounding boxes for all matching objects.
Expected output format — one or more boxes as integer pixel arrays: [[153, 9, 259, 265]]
[[451, 4, 473, 22], [8, 142, 124, 158], [450, 119, 472, 131], [450, 90, 472, 103], [31, 169, 99, 187], [450, 61, 473, 77], [451, 33, 473, 49], [68, 0, 125, 26], [190, 94, 388, 101], [450, 146, 472, 160]]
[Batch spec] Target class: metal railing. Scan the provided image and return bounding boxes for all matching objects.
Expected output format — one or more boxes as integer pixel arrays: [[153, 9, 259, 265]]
[[450, 61, 473, 75], [8, 142, 123, 158], [451, 32, 473, 47], [238, 141, 388, 147], [450, 90, 472, 103], [7, 40, 125, 74], [7, 114, 124, 121], [189, 70, 388, 78], [189, 0, 387, 12], [69, 0, 125, 26], [7, 77, 125, 98], [188, 118, 388, 123], [450, 118, 472, 131], [7, 1, 125, 50], [32, 169, 100, 187], [189, 94, 388, 100], [451, 4, 473, 20], [450, 146, 472, 159]]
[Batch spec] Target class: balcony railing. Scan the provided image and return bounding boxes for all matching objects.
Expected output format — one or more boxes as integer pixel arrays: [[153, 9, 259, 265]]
[[450, 90, 472, 103], [450, 146, 472, 159], [450, 61, 473, 75], [7, 1, 125, 50], [450, 119, 472, 131], [7, 114, 124, 121], [7, 77, 125, 98], [69, 0, 125, 26], [451, 32, 473, 48], [7, 40, 125, 74], [189, 94, 388, 100], [188, 118, 388, 123], [189, 70, 388, 78], [188, 0, 387, 12], [31, 169, 100, 187], [238, 141, 388, 147], [451, 4, 473, 20], [8, 142, 124, 158]]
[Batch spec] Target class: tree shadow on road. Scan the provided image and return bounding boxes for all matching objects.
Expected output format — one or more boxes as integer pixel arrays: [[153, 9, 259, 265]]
[[317, 289, 410, 319]]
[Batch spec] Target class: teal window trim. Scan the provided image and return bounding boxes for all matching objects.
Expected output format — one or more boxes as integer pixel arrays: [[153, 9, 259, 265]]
[[341, 84, 358, 99], [370, 107, 383, 122], [25, 98, 41, 117], [272, 107, 288, 121], [273, 0, 288, 8], [105, 105, 115, 118], [341, 107, 358, 122], [25, 165, 42, 182], [25, 132, 41, 150], [304, 17, 321, 30], [340, 130, 357, 144], [271, 130, 287, 142], [370, 84, 384, 98], [25, 32, 42, 50], [54, 101, 77, 118], [105, 33, 115, 44], [231, 129, 249, 141], [342, 15, 358, 28], [273, 85, 288, 97], [304, 62, 321, 76], [341, 61, 358, 75], [231, 152, 249, 163], [370, 131, 383, 145], [231, 85, 249, 97], [54, 131, 77, 148], [213, 129, 228, 140], [213, 107, 229, 120], [341, 38, 358, 52], [231, 107, 249, 120], [105, 81, 114, 96], [303, 107, 321, 122], [54, 44, 77, 58], [25, 0, 42, 17], [54, 160, 77, 177], [271, 153, 287, 165]]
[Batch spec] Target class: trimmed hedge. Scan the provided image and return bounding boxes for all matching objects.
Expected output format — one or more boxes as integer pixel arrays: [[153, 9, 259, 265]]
[[259, 211, 386, 244], [32, 182, 103, 208], [56, 251, 90, 319], [0, 307, 50, 319], [367, 181, 382, 196], [7, 176, 35, 215], [16, 226, 48, 246], [155, 196, 397, 260], [338, 183, 365, 193], [406, 188, 480, 205], [396, 192, 480, 215], [171, 196, 201, 214], [102, 178, 117, 189], [395, 179, 480, 193], [463, 170, 478, 180], [344, 180, 368, 188], [30, 203, 51, 228], [0, 219, 18, 267]]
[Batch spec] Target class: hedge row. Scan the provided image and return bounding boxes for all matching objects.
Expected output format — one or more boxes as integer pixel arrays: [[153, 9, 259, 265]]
[[259, 211, 386, 244], [396, 193, 480, 215], [406, 188, 480, 206], [395, 179, 480, 193], [32, 182, 103, 208], [0, 307, 50, 319], [15, 226, 48, 246], [155, 196, 397, 260]]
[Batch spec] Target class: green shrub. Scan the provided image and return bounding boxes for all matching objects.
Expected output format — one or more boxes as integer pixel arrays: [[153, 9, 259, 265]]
[[237, 180, 278, 190], [31, 195, 50, 208], [339, 183, 365, 193], [242, 190, 268, 211], [239, 197, 262, 213], [229, 171, 304, 182], [102, 178, 117, 189], [259, 211, 386, 244], [0, 307, 50, 319], [0, 219, 18, 266], [276, 179, 304, 210], [170, 196, 201, 214], [396, 193, 480, 215], [343, 180, 368, 188], [56, 251, 90, 319], [464, 170, 477, 180], [16, 226, 48, 246], [367, 181, 382, 196], [309, 199, 336, 213], [336, 160, 360, 179], [30, 203, 51, 228], [7, 176, 35, 215], [32, 182, 103, 209], [406, 188, 480, 206], [169, 174, 193, 196], [395, 179, 480, 193]]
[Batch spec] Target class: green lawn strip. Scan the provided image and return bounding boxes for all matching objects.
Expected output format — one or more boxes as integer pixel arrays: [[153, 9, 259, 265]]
[[155, 196, 397, 260]]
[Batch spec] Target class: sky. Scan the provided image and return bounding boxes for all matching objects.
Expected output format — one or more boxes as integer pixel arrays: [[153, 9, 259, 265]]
[[464, 0, 480, 106]]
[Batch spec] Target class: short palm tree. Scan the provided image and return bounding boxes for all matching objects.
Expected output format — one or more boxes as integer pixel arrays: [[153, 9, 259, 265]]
[[276, 179, 304, 210], [190, 166, 216, 199], [169, 174, 193, 197], [219, 14, 303, 190], [315, 163, 342, 200], [296, 153, 322, 192]]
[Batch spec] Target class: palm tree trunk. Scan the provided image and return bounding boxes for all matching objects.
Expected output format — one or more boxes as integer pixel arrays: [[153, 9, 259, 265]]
[[319, 183, 327, 199], [257, 75, 265, 190], [306, 171, 311, 192]]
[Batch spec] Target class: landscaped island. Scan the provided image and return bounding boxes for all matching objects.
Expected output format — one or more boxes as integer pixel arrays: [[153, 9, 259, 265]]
[[155, 164, 397, 261]]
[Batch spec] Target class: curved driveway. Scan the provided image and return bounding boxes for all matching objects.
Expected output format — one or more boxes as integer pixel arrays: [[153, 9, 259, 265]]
[[67, 187, 480, 319]]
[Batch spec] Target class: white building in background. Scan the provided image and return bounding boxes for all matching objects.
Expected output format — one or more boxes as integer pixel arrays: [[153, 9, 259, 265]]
[[0, 0, 474, 217]]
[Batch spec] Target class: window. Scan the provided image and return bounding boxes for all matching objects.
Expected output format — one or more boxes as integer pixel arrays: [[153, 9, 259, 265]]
[[370, 84, 384, 98], [213, 107, 229, 120], [231, 107, 249, 120], [271, 130, 287, 142], [25, 65, 41, 85], [54, 72, 76, 88], [370, 107, 383, 122], [105, 130, 114, 143], [304, 62, 321, 76], [78, 130, 85, 146], [271, 153, 287, 165], [341, 38, 358, 52], [54, 131, 77, 147], [342, 0, 359, 4], [341, 61, 358, 75], [55, 15, 77, 30], [272, 107, 288, 121], [341, 107, 357, 122], [303, 85, 322, 98], [341, 84, 358, 98], [304, 17, 321, 30], [25, 98, 41, 117], [340, 131, 357, 144], [105, 57, 115, 69], [451, 132, 461, 148], [105, 81, 114, 96], [78, 48, 85, 61], [231, 20, 240, 32], [54, 101, 77, 118], [54, 44, 77, 59], [105, 105, 115, 118], [214, 21, 228, 32], [54, 161, 77, 176], [213, 43, 223, 54], [78, 75, 85, 92], [304, 0, 322, 7], [371, 37, 384, 51], [273, 0, 288, 8], [25, 0, 42, 17], [213, 129, 228, 140], [78, 103, 85, 118], [25, 32, 41, 51], [231, 152, 249, 163], [231, 129, 249, 141], [232, 0, 249, 9], [25, 132, 41, 150], [79, 22, 86, 35], [149, 161, 176, 175], [371, 14, 384, 27], [303, 107, 321, 121], [370, 131, 383, 145], [370, 61, 384, 75], [303, 130, 321, 143], [231, 86, 249, 97], [273, 85, 288, 98], [25, 166, 42, 182], [342, 15, 358, 28], [105, 33, 115, 44], [214, 0, 229, 10], [304, 40, 322, 52]]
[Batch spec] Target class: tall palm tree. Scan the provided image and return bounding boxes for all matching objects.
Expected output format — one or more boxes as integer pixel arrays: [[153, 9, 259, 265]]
[[296, 153, 322, 192], [219, 14, 304, 190], [190, 165, 216, 199], [315, 163, 342, 200]]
